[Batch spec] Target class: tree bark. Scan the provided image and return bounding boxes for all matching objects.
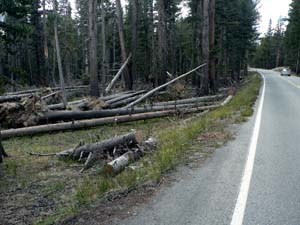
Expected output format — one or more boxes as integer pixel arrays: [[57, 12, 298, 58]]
[[101, 0, 107, 92], [89, 0, 100, 97], [157, 0, 168, 86], [54, 0, 68, 108], [131, 0, 138, 82], [201, 0, 210, 94], [209, 0, 216, 92], [115, 0, 133, 90], [43, 0, 49, 84]]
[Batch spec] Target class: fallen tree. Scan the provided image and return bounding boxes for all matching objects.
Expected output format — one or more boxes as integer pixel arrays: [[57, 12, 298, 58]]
[[40, 102, 218, 123], [1, 95, 233, 140], [0, 93, 32, 103], [152, 94, 225, 107], [124, 63, 207, 108]]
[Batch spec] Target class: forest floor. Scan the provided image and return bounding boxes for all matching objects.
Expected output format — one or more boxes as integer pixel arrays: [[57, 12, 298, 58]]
[[0, 73, 261, 225]]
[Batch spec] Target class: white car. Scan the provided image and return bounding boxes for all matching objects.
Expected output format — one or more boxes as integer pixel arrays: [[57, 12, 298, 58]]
[[281, 68, 291, 76]]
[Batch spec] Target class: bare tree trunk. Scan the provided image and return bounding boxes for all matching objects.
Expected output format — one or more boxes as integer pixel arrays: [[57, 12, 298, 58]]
[[157, 0, 168, 86], [101, 0, 107, 92], [43, 0, 49, 84], [131, 0, 138, 83], [209, 0, 216, 93], [201, 0, 210, 94], [89, 0, 100, 97], [115, 0, 132, 90], [54, 0, 67, 108], [296, 47, 300, 75]]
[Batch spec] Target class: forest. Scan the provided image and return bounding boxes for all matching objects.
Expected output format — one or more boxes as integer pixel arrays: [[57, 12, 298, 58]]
[[252, 0, 300, 74], [0, 0, 259, 96]]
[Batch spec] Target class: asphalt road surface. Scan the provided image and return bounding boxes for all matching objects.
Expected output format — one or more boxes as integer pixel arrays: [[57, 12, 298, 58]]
[[112, 69, 300, 225]]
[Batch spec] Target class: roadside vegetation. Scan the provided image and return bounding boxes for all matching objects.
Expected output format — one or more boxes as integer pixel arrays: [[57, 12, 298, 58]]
[[0, 72, 261, 225]]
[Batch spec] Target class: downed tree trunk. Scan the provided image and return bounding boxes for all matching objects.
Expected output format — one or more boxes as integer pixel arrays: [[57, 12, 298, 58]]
[[124, 63, 207, 108], [70, 131, 143, 160], [78, 131, 143, 171], [1, 108, 203, 139], [152, 94, 225, 107], [0, 93, 32, 103], [4, 85, 89, 96], [47, 91, 134, 110], [105, 90, 146, 105], [47, 99, 87, 110], [105, 54, 132, 94], [1, 96, 232, 140], [40, 102, 217, 123], [108, 95, 143, 109]]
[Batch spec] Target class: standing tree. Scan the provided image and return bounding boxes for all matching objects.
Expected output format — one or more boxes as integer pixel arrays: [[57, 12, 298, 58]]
[[54, 0, 67, 107], [115, 0, 132, 90], [88, 0, 100, 97]]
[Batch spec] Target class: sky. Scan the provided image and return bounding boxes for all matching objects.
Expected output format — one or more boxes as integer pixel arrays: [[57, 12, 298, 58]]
[[258, 0, 292, 34], [69, 0, 292, 35]]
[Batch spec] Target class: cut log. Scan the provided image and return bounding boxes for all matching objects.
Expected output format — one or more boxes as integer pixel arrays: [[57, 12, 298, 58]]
[[124, 63, 207, 108], [103, 150, 142, 176], [103, 137, 157, 175], [105, 54, 132, 94]]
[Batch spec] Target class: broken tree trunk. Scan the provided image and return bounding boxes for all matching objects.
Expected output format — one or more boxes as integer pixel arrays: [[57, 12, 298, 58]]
[[124, 63, 207, 108], [105, 54, 132, 94]]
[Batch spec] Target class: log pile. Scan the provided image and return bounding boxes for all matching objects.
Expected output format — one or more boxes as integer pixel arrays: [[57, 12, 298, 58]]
[[53, 131, 156, 174]]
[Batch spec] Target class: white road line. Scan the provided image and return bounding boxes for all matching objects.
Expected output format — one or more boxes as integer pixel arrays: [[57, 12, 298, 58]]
[[230, 73, 266, 225]]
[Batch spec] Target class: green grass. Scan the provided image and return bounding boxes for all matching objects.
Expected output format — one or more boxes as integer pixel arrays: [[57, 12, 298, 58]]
[[2, 73, 262, 225], [72, 73, 262, 210]]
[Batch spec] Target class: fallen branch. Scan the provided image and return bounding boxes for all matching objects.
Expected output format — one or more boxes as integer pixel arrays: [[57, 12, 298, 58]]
[[124, 63, 207, 108]]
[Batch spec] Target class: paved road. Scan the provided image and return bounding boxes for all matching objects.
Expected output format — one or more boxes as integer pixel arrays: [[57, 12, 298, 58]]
[[112, 69, 300, 225]]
